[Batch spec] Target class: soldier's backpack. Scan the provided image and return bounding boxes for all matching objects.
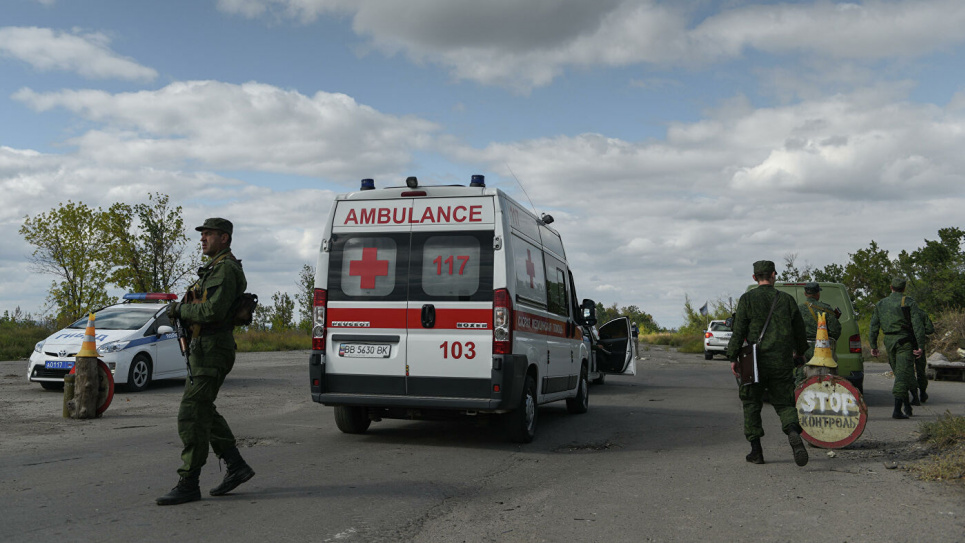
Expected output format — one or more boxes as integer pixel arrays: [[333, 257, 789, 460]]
[[232, 293, 259, 326]]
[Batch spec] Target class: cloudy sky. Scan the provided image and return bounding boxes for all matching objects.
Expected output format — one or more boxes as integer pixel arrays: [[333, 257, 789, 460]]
[[2, 0, 964, 329]]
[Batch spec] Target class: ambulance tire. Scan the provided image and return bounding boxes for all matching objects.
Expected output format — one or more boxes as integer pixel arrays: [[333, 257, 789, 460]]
[[334, 406, 371, 434], [566, 366, 589, 414], [506, 375, 538, 443]]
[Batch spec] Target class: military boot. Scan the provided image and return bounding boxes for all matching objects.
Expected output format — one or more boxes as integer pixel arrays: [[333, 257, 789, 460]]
[[910, 389, 921, 406], [920, 390, 929, 403], [745, 439, 764, 464], [210, 446, 255, 496], [892, 398, 909, 419], [156, 475, 201, 506], [787, 425, 809, 467], [903, 398, 914, 418]]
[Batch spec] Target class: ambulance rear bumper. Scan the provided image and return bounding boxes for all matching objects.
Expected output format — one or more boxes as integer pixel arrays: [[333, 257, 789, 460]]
[[309, 353, 528, 412]]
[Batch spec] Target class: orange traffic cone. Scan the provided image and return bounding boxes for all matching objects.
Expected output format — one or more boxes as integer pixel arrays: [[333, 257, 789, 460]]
[[76, 313, 100, 358], [806, 312, 837, 368]]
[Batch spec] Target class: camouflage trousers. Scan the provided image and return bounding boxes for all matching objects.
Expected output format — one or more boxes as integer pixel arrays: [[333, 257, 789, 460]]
[[177, 335, 237, 478], [884, 336, 916, 400], [914, 350, 928, 393], [738, 360, 800, 441]]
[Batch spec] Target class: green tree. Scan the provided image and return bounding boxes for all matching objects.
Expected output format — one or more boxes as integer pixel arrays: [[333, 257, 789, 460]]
[[295, 264, 315, 332], [269, 291, 295, 331], [20, 201, 116, 324], [778, 253, 812, 282], [897, 227, 965, 311], [107, 193, 197, 294], [813, 263, 845, 283], [841, 240, 894, 314]]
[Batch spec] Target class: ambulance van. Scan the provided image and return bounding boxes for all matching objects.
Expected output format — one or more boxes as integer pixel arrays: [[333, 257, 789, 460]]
[[309, 175, 632, 442]]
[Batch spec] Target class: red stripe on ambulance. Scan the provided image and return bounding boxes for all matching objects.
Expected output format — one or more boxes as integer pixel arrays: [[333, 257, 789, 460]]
[[328, 308, 407, 329], [406, 308, 492, 330], [515, 310, 568, 338]]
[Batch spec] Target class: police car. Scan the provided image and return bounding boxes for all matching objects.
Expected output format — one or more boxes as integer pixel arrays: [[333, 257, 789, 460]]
[[28, 294, 186, 392]]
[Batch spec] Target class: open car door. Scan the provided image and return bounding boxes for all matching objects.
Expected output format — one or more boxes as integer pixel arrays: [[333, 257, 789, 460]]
[[596, 317, 634, 375]]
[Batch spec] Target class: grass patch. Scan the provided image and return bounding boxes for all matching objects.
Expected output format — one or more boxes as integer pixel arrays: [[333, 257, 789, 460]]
[[911, 412, 965, 482], [235, 329, 311, 352], [0, 321, 53, 360], [641, 332, 704, 353]]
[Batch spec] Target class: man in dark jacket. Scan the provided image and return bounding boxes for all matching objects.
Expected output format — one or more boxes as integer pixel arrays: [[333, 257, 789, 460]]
[[157, 218, 255, 505], [726, 260, 809, 466]]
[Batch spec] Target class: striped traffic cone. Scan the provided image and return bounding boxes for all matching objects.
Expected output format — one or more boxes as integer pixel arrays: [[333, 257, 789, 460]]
[[76, 313, 100, 358]]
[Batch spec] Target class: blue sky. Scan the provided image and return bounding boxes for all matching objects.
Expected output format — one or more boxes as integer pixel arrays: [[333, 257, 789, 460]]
[[3, 0, 965, 329]]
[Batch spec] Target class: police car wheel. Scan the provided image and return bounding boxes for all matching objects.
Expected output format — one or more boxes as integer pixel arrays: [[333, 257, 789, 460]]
[[334, 406, 371, 434], [566, 366, 589, 414], [40, 381, 64, 391], [125, 354, 152, 393], [506, 375, 537, 443]]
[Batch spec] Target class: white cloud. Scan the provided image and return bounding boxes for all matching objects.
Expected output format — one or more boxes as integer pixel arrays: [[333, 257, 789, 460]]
[[13, 81, 440, 179], [216, 0, 965, 91], [0, 26, 157, 81]]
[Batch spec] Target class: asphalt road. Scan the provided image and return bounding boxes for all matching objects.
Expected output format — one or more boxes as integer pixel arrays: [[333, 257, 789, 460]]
[[1, 347, 963, 542]]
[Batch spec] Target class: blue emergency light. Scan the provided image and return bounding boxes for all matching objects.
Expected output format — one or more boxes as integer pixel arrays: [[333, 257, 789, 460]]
[[360, 178, 375, 191], [470, 174, 485, 187], [123, 293, 178, 301]]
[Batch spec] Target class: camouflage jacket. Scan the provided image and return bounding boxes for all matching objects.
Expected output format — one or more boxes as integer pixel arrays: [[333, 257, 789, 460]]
[[869, 291, 926, 348], [179, 248, 247, 331], [798, 298, 842, 341], [726, 284, 808, 365]]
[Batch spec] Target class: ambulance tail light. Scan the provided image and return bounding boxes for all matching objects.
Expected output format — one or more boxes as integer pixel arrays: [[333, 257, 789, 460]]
[[493, 288, 513, 355], [312, 288, 327, 351], [849, 333, 862, 354]]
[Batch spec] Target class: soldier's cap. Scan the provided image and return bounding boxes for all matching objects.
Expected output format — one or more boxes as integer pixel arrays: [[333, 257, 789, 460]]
[[195, 218, 233, 236], [891, 276, 907, 289], [753, 260, 776, 275], [804, 282, 821, 294]]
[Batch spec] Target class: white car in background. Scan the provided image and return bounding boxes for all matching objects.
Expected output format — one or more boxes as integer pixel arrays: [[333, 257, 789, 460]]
[[704, 319, 732, 360], [28, 294, 187, 392]]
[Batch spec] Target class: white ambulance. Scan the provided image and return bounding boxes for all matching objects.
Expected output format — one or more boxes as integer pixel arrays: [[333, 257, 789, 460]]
[[309, 175, 633, 442]]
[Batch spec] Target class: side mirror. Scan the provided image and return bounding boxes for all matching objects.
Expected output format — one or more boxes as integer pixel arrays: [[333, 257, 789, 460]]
[[581, 299, 597, 327], [157, 325, 174, 336]]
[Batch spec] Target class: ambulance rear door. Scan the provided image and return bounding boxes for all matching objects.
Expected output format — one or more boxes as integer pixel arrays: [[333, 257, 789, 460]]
[[406, 197, 496, 399], [325, 199, 413, 396], [596, 317, 634, 374]]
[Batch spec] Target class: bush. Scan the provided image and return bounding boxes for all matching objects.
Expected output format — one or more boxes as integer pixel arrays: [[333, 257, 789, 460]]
[[641, 332, 704, 352], [0, 319, 53, 361], [931, 309, 965, 361]]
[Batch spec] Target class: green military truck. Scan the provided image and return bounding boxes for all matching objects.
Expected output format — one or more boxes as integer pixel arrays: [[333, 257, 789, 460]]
[[745, 282, 864, 393]]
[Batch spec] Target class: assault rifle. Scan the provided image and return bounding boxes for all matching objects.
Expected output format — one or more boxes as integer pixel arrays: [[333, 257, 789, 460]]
[[172, 316, 194, 384]]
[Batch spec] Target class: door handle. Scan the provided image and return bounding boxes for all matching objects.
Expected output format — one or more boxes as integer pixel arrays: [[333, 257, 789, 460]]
[[421, 304, 436, 328]]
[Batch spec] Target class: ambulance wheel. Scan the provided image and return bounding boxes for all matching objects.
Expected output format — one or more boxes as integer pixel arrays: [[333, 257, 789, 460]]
[[334, 406, 371, 434], [506, 375, 537, 443], [566, 367, 589, 414], [125, 354, 152, 392], [41, 381, 64, 391]]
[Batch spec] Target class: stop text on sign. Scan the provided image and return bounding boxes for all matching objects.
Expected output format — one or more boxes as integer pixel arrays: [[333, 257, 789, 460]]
[[798, 390, 859, 416]]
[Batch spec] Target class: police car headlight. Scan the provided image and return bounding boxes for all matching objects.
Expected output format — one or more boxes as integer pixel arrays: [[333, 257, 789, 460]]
[[34, 341, 45, 354], [98, 340, 129, 354]]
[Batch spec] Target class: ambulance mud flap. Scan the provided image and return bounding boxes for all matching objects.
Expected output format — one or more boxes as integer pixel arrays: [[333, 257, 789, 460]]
[[494, 354, 528, 411], [309, 353, 325, 402]]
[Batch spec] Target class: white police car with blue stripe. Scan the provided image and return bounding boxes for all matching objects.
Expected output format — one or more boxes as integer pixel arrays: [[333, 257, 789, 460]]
[[27, 293, 187, 392]]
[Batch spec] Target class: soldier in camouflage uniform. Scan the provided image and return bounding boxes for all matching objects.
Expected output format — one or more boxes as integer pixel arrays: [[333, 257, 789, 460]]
[[794, 282, 842, 384], [157, 218, 255, 506], [912, 307, 935, 404], [726, 260, 810, 467], [869, 277, 926, 419]]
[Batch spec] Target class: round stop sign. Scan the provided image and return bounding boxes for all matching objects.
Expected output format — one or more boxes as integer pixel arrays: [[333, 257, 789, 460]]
[[794, 375, 867, 449]]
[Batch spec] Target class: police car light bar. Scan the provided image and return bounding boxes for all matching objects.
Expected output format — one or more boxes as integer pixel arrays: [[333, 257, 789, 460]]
[[123, 293, 178, 301]]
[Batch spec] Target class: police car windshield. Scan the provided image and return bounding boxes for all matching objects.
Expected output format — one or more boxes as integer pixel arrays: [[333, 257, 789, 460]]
[[68, 307, 157, 330]]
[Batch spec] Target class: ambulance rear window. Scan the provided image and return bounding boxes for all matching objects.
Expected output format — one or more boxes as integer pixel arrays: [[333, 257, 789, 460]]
[[328, 234, 408, 301], [410, 231, 494, 302]]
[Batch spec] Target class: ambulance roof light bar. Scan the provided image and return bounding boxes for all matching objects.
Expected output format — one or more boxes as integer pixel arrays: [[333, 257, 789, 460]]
[[360, 178, 375, 191], [123, 293, 178, 301], [470, 174, 485, 187]]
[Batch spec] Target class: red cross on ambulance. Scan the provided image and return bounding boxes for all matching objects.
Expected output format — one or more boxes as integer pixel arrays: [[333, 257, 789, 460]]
[[349, 247, 389, 289]]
